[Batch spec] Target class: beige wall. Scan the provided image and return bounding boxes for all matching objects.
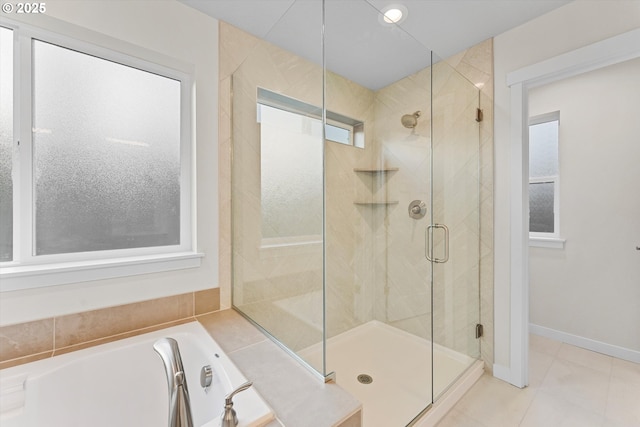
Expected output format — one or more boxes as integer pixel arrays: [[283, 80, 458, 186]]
[[493, 1, 640, 369], [529, 58, 640, 355], [0, 0, 220, 325]]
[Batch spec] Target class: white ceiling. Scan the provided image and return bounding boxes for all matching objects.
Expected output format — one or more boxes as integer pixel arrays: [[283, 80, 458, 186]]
[[180, 0, 572, 89]]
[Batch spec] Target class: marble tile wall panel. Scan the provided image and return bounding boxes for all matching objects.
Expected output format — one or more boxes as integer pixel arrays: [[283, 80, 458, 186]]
[[373, 67, 432, 337], [0, 319, 54, 366], [54, 294, 194, 348]]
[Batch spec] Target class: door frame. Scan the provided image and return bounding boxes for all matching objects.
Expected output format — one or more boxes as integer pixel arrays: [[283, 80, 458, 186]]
[[501, 28, 640, 388]]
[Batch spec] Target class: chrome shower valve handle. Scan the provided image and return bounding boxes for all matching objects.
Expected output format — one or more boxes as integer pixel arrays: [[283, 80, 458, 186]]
[[408, 200, 427, 219]]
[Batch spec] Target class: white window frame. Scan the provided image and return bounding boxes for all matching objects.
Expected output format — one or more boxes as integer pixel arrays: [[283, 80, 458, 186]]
[[528, 111, 564, 248], [0, 19, 201, 292]]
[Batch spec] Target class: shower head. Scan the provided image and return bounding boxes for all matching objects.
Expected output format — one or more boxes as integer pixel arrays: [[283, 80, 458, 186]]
[[401, 111, 421, 129]]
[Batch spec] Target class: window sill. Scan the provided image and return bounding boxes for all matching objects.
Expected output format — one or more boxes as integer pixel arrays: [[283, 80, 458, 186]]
[[259, 236, 322, 259], [529, 237, 565, 249], [260, 240, 323, 250], [0, 252, 204, 292]]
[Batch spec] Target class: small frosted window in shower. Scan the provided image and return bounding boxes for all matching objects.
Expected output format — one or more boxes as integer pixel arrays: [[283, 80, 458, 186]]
[[257, 87, 364, 149], [529, 111, 559, 237], [0, 27, 13, 261], [259, 104, 323, 243], [325, 122, 351, 145], [33, 40, 181, 255]]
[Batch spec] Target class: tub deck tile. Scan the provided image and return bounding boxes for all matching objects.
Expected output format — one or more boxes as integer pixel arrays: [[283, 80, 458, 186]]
[[198, 309, 362, 427]]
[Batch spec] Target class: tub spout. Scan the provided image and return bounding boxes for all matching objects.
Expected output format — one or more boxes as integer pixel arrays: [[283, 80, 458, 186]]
[[153, 338, 194, 427]]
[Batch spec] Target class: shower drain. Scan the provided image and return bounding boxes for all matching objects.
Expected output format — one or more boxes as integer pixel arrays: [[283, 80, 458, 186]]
[[357, 374, 373, 384]]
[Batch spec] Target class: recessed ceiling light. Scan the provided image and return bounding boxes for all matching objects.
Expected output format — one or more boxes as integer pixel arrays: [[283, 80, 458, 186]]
[[380, 4, 408, 25], [383, 8, 403, 23]]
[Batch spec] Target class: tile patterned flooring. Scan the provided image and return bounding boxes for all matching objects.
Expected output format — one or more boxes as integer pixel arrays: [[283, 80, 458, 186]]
[[437, 334, 640, 427]]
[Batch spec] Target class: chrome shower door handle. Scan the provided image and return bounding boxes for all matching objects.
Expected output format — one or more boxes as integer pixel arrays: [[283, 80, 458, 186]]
[[425, 225, 433, 261], [425, 224, 449, 263], [439, 224, 449, 263]]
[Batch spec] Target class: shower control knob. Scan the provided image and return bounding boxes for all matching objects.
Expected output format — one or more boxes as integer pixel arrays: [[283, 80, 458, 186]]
[[408, 200, 427, 219]]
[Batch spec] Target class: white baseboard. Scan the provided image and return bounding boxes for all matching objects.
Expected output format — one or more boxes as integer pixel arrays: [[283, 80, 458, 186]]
[[530, 323, 640, 363], [491, 363, 528, 388], [492, 363, 512, 384]]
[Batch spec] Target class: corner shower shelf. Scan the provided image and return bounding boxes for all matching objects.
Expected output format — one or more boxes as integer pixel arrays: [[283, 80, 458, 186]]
[[353, 167, 399, 173], [353, 167, 398, 206]]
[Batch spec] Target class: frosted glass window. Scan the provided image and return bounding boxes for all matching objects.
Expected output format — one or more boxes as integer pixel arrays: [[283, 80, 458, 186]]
[[529, 182, 554, 233], [259, 104, 323, 240], [0, 27, 12, 261], [529, 112, 559, 237], [529, 120, 558, 178], [32, 40, 181, 255], [325, 123, 350, 145], [257, 87, 363, 148]]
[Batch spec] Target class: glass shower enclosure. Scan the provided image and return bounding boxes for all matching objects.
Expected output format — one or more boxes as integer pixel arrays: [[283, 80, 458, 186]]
[[231, 1, 481, 425]]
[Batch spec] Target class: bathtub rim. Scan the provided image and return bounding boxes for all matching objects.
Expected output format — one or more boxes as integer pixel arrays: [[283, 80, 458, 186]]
[[0, 320, 276, 427]]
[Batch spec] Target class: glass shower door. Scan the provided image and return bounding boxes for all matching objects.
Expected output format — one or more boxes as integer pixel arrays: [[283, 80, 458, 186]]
[[321, 2, 436, 425], [430, 60, 481, 400]]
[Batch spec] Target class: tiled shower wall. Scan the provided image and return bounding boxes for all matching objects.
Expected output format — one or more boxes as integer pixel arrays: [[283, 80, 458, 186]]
[[373, 67, 432, 331]]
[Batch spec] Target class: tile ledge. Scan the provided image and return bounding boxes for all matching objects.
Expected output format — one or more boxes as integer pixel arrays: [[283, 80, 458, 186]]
[[0, 350, 53, 370], [53, 318, 196, 357], [197, 309, 362, 427]]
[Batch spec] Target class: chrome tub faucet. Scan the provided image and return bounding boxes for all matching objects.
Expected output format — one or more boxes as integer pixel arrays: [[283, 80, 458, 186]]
[[154, 338, 194, 427]]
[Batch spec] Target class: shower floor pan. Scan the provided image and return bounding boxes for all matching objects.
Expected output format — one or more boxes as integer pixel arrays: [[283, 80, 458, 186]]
[[298, 321, 482, 427]]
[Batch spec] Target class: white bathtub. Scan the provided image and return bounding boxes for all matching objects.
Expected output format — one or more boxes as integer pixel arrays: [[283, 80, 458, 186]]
[[0, 321, 275, 427]]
